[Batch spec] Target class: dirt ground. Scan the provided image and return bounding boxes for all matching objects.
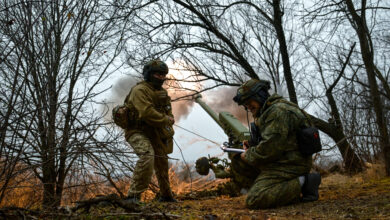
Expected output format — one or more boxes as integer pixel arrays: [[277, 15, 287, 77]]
[[153, 173, 390, 219], [3, 167, 389, 219]]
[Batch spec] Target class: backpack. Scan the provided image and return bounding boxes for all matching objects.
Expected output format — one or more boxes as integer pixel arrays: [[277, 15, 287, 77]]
[[297, 126, 322, 156], [112, 90, 133, 129], [278, 99, 322, 156], [112, 104, 131, 129]]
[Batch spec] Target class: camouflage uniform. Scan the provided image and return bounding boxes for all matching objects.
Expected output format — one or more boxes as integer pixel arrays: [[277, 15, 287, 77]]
[[230, 154, 260, 190], [125, 80, 174, 199], [244, 94, 312, 209]]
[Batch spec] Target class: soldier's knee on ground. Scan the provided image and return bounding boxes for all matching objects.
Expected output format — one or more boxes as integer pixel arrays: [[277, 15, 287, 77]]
[[246, 190, 276, 209], [246, 179, 301, 209]]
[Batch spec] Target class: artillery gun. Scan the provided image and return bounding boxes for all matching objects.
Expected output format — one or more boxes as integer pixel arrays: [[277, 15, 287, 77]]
[[193, 94, 259, 192]]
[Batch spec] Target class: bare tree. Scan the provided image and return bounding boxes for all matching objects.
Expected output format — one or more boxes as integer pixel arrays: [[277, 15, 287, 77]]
[[122, 0, 365, 173], [343, 0, 390, 175], [304, 0, 390, 174], [0, 1, 43, 205], [303, 42, 365, 172], [0, 0, 145, 208]]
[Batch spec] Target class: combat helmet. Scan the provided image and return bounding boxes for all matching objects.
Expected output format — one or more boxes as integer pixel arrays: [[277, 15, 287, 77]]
[[195, 157, 210, 175], [142, 59, 169, 81], [233, 79, 271, 106]]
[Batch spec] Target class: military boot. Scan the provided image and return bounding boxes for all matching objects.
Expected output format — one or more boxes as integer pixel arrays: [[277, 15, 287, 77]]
[[301, 173, 321, 202]]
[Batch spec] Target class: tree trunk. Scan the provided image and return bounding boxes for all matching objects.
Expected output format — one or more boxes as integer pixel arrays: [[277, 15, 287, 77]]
[[272, 0, 298, 104], [271, 0, 362, 172], [345, 0, 390, 175], [311, 116, 363, 173], [42, 152, 57, 209]]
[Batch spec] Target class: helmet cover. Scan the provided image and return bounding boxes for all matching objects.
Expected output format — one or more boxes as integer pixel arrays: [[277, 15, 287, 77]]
[[142, 59, 169, 81], [233, 79, 271, 105]]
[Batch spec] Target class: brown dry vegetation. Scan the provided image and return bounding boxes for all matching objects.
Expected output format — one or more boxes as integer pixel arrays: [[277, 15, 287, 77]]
[[155, 163, 390, 219], [1, 163, 389, 219]]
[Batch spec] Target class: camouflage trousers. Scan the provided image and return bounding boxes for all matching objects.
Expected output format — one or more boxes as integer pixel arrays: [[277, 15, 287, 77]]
[[246, 173, 301, 209], [230, 154, 260, 189], [126, 133, 173, 198]]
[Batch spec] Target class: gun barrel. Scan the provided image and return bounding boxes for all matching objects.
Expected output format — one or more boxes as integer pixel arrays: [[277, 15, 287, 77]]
[[194, 94, 250, 143], [194, 94, 223, 128]]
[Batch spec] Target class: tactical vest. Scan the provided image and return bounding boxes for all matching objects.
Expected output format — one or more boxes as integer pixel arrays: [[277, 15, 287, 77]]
[[125, 81, 175, 153]]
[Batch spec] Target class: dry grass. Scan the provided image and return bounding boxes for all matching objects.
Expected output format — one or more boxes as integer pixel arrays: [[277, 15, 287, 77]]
[[157, 163, 390, 219], [142, 166, 229, 201], [1, 162, 389, 220]]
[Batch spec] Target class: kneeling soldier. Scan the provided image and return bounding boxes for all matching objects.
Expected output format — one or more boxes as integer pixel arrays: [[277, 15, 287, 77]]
[[233, 79, 321, 209]]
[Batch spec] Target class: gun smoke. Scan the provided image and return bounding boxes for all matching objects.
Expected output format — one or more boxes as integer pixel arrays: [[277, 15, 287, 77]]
[[106, 75, 251, 126], [204, 86, 253, 125], [106, 75, 195, 122]]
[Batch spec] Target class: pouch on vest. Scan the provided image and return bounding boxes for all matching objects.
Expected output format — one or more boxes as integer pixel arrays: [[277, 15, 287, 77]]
[[112, 89, 136, 129], [112, 104, 131, 129], [297, 126, 322, 156], [154, 90, 175, 140], [281, 100, 322, 156]]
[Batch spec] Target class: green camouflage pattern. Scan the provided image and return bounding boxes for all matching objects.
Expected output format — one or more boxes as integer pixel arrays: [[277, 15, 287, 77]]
[[244, 94, 312, 209], [230, 154, 260, 190], [127, 133, 173, 198], [246, 175, 301, 209], [234, 79, 271, 105]]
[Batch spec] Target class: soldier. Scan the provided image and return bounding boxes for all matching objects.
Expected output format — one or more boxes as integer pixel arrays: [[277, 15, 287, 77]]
[[123, 59, 176, 203], [233, 79, 321, 209]]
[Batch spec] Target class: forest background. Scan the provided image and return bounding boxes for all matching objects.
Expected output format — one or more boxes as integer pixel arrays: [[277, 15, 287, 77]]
[[0, 0, 389, 211]]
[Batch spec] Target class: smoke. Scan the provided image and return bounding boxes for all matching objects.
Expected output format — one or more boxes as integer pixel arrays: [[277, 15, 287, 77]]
[[165, 75, 196, 122], [204, 86, 252, 124], [105, 75, 195, 122], [102, 75, 139, 121], [111, 75, 139, 104], [186, 137, 206, 146], [167, 89, 195, 122], [105, 77, 250, 125]]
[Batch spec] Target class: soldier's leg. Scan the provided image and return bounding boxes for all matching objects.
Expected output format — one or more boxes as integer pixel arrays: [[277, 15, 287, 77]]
[[127, 133, 155, 198], [153, 146, 173, 198], [246, 176, 301, 209], [230, 154, 260, 189]]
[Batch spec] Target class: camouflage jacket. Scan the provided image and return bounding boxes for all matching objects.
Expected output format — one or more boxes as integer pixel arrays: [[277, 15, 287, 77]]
[[124, 81, 174, 153], [245, 94, 312, 177]]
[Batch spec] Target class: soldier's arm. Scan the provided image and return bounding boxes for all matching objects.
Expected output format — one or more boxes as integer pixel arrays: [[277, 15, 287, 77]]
[[245, 107, 289, 166], [131, 87, 169, 127]]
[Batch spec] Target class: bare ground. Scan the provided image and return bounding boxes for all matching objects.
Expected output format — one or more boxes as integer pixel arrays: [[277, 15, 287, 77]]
[[2, 167, 389, 219], [154, 174, 390, 219]]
